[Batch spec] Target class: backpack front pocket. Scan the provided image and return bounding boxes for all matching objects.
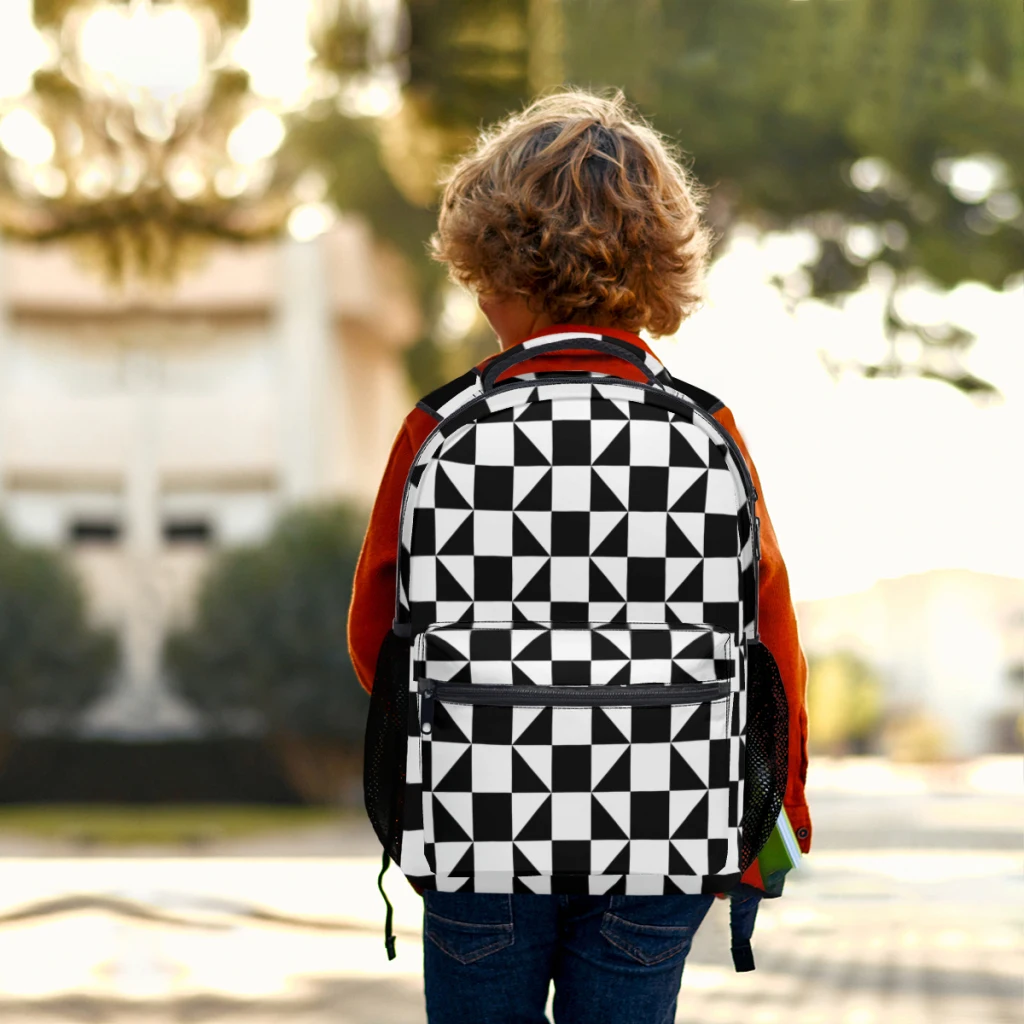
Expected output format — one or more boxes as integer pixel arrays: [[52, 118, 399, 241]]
[[415, 623, 739, 892]]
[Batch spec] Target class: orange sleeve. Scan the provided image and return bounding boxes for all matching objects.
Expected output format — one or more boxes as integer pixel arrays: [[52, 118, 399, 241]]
[[347, 408, 436, 693], [714, 406, 812, 853]]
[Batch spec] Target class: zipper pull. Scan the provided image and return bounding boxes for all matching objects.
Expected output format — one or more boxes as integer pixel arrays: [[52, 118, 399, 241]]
[[419, 680, 436, 736]]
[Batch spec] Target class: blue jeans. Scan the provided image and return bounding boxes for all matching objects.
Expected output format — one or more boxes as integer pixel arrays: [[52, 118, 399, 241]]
[[422, 891, 715, 1024]]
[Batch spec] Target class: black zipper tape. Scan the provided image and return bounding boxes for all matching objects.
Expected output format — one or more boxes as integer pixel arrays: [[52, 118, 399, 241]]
[[418, 679, 731, 708]]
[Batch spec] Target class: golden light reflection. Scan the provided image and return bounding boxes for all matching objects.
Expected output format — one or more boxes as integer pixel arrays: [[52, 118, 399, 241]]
[[0, 0, 404, 279]]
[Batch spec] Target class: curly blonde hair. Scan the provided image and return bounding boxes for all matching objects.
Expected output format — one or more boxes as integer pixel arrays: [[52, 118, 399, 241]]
[[431, 90, 711, 337]]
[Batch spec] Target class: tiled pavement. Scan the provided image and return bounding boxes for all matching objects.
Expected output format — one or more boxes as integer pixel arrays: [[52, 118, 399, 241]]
[[0, 758, 1020, 1023]]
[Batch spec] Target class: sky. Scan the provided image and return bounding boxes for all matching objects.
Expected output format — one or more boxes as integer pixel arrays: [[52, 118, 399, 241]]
[[651, 229, 1024, 602]]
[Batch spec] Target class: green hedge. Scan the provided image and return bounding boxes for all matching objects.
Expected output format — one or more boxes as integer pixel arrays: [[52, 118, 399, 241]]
[[165, 504, 369, 744], [0, 527, 116, 732]]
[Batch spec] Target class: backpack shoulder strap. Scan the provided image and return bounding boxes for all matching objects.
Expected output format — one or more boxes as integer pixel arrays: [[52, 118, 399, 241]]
[[416, 368, 484, 422], [662, 372, 725, 416]]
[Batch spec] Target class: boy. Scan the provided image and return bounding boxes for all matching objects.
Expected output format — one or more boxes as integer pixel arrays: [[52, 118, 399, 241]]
[[349, 90, 809, 1024]]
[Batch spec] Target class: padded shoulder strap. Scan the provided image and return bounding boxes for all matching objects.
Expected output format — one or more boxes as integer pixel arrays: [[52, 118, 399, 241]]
[[663, 372, 724, 415], [416, 368, 484, 422]]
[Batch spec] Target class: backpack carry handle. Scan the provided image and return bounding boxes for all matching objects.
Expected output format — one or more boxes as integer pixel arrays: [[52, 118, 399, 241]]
[[481, 335, 664, 392]]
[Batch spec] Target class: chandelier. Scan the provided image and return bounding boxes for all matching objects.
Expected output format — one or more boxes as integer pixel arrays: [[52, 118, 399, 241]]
[[0, 0, 406, 281]]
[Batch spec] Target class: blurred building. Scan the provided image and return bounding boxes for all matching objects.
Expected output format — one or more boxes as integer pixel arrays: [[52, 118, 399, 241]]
[[797, 569, 1024, 756], [0, 221, 418, 735]]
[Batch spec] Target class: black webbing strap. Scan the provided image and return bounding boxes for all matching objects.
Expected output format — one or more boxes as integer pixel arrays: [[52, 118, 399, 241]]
[[729, 892, 760, 972], [378, 849, 396, 960]]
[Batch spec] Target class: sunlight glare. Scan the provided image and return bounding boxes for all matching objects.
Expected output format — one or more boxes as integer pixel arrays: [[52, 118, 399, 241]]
[[78, 3, 206, 102], [0, 108, 55, 165], [933, 154, 1008, 205], [233, 0, 316, 109], [0, 0, 52, 100], [287, 202, 337, 242], [227, 109, 286, 165]]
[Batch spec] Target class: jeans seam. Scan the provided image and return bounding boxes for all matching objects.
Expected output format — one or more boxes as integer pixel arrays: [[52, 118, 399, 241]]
[[423, 893, 515, 965], [425, 928, 514, 965], [600, 914, 693, 967], [425, 911, 514, 932]]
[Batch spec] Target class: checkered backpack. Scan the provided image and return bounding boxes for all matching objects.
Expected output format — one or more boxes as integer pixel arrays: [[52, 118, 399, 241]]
[[364, 333, 788, 964]]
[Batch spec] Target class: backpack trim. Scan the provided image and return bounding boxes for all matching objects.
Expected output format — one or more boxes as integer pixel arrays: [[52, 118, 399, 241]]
[[415, 333, 725, 420]]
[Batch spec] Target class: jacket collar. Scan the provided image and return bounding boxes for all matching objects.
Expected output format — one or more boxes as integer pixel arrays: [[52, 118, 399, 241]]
[[516, 323, 655, 356]]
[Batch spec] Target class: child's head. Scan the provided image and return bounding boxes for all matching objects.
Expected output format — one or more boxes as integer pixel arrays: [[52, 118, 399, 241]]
[[432, 89, 711, 341]]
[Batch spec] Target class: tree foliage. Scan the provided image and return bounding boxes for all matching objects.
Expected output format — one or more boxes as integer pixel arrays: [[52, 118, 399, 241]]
[[806, 649, 883, 755], [0, 527, 116, 732], [164, 504, 369, 743], [298, 0, 1022, 395]]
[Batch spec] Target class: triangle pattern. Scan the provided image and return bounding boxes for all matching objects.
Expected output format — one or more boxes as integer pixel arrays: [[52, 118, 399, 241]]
[[514, 425, 551, 466], [432, 796, 471, 842], [590, 796, 628, 840], [515, 470, 552, 511], [432, 701, 471, 744], [670, 426, 707, 467], [666, 518, 701, 558], [450, 845, 475, 876], [513, 515, 549, 556], [668, 843, 696, 875], [513, 844, 542, 876], [589, 561, 625, 602], [670, 748, 708, 790], [591, 517, 628, 556], [514, 796, 552, 840], [515, 706, 553, 745], [594, 748, 631, 792], [432, 749, 473, 792], [588, 470, 627, 512], [670, 471, 708, 512], [668, 563, 703, 603], [515, 560, 551, 601], [439, 516, 475, 556], [671, 793, 709, 840], [594, 425, 630, 465], [440, 431, 476, 464], [435, 465, 471, 509], [673, 701, 712, 742], [512, 749, 551, 792]]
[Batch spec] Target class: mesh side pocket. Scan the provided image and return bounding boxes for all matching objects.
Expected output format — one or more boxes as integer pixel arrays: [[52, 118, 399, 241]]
[[363, 629, 410, 862], [739, 640, 789, 873]]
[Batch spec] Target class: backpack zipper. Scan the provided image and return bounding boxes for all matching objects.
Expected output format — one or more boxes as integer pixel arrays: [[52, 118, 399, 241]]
[[418, 679, 731, 707]]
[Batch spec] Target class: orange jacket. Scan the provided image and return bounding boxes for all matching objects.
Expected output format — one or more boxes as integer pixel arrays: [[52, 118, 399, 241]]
[[348, 327, 811, 855]]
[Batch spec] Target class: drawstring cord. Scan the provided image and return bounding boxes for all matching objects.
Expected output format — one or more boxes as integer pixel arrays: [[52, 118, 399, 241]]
[[377, 850, 396, 960]]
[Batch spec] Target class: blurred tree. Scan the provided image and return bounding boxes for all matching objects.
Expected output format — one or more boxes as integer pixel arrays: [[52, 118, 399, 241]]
[[806, 650, 883, 755], [165, 504, 368, 745], [300, 0, 1022, 396], [562, 0, 1023, 397], [0, 527, 116, 733], [6, 2, 1019, 392]]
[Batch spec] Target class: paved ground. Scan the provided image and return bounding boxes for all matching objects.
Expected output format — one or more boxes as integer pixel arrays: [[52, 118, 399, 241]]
[[0, 758, 1019, 1023]]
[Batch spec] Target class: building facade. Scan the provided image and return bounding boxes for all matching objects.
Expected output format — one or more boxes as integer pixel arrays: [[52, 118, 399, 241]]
[[0, 222, 419, 736]]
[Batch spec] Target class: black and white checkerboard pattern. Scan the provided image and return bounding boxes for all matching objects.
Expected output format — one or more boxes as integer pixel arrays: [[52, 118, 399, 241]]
[[421, 694, 735, 894], [419, 623, 733, 688], [394, 374, 755, 893]]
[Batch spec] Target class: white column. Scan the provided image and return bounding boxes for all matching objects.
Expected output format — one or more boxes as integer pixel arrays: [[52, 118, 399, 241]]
[[277, 236, 333, 503], [86, 343, 167, 736], [123, 345, 163, 726]]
